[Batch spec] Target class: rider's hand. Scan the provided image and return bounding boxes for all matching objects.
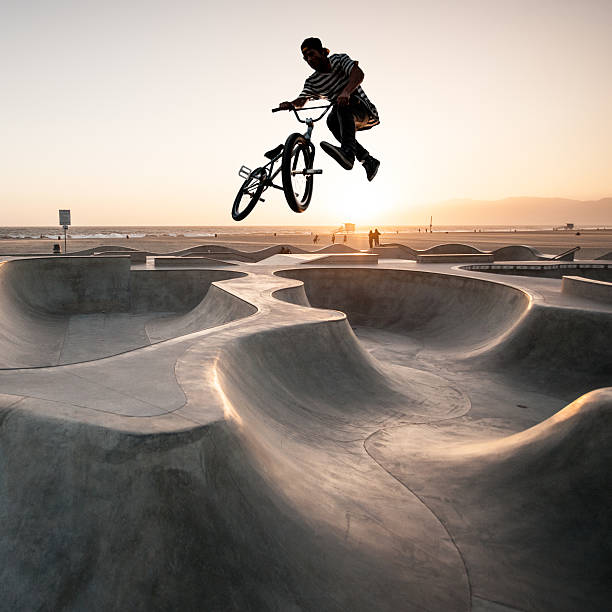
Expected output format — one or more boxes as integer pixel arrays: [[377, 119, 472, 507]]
[[337, 93, 350, 106], [278, 101, 293, 110]]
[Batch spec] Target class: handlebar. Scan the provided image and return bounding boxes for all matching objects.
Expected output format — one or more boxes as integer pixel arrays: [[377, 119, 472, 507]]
[[271, 104, 333, 123]]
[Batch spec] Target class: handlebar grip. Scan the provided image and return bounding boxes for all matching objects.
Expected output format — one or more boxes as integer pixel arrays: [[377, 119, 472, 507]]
[[271, 107, 284, 113]]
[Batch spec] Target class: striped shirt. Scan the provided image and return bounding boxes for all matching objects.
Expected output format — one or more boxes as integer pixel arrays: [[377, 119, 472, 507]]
[[299, 53, 380, 129]]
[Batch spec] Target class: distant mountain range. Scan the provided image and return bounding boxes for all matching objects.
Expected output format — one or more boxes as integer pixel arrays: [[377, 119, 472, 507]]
[[412, 197, 612, 226]]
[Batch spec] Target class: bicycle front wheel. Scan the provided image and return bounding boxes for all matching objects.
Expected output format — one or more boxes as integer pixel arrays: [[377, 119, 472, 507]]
[[282, 133, 314, 213], [232, 167, 267, 221]]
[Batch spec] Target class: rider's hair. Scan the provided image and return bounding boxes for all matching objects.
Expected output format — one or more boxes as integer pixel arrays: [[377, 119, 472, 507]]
[[301, 37, 329, 56]]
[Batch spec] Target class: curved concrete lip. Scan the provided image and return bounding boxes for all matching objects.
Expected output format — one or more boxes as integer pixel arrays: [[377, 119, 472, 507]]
[[0, 251, 611, 611]]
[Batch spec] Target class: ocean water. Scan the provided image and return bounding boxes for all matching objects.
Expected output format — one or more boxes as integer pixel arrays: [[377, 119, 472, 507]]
[[0, 225, 558, 240], [0, 226, 316, 240]]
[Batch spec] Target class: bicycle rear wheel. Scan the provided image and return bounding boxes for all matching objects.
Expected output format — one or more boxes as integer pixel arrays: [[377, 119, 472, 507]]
[[232, 167, 267, 221], [282, 133, 314, 213]]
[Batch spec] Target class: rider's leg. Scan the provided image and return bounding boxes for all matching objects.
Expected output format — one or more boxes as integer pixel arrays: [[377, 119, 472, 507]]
[[326, 102, 369, 162], [351, 98, 380, 181]]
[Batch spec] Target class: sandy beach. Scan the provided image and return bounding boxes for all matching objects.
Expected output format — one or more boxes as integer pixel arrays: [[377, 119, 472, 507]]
[[1, 228, 611, 259]]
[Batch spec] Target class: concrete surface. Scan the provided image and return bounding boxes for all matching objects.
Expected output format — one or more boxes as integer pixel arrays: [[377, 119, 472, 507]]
[[462, 260, 612, 281], [417, 253, 494, 263], [562, 275, 612, 304], [0, 249, 611, 611], [154, 256, 236, 267]]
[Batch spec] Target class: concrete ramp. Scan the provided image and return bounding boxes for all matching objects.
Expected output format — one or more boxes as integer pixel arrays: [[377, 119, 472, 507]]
[[366, 387, 612, 610], [492, 244, 546, 261], [422, 243, 485, 255], [472, 300, 612, 392], [0, 261, 68, 368], [146, 283, 257, 342]]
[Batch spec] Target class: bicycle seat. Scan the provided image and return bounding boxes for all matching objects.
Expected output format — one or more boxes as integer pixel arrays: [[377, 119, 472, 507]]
[[264, 144, 284, 160]]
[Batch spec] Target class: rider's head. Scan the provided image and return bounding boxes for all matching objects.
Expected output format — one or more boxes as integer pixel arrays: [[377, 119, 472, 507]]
[[301, 37, 330, 71]]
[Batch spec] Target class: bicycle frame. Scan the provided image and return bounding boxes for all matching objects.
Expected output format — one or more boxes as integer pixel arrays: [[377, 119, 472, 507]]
[[238, 151, 284, 196]]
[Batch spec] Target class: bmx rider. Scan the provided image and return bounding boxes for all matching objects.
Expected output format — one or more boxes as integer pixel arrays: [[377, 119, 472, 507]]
[[278, 37, 381, 181]]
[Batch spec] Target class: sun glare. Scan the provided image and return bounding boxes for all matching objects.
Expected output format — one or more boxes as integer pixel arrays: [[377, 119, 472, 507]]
[[324, 178, 397, 225]]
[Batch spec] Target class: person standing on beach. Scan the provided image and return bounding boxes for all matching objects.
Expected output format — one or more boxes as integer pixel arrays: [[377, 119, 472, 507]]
[[373, 228, 381, 246], [278, 37, 380, 181]]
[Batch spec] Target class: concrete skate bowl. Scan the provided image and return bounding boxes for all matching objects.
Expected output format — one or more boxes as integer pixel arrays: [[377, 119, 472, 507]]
[[0, 257, 253, 368], [274, 262, 612, 393], [276, 267, 612, 395], [276, 267, 530, 355]]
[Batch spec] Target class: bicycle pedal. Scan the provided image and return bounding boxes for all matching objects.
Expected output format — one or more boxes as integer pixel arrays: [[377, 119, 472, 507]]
[[291, 168, 323, 176]]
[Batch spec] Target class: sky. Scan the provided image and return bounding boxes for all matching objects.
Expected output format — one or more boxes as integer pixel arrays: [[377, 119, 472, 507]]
[[2, 0, 611, 226]]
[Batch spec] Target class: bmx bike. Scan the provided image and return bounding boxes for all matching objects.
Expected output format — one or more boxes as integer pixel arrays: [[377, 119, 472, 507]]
[[232, 104, 333, 221]]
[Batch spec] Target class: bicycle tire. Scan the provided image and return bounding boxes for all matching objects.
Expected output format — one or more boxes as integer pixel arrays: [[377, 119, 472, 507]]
[[282, 133, 314, 213], [232, 167, 267, 221]]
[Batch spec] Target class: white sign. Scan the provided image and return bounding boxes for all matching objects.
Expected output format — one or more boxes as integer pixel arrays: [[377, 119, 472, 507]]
[[59, 209, 71, 226]]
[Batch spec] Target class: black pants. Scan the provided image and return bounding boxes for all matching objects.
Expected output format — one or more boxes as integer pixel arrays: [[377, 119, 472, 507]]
[[326, 96, 371, 162]]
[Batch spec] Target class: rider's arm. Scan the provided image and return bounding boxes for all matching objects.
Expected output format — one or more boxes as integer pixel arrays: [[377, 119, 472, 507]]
[[337, 64, 364, 105], [279, 96, 308, 110]]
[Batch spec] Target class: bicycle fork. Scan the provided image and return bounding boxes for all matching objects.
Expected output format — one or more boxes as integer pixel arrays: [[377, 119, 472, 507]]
[[291, 119, 322, 176]]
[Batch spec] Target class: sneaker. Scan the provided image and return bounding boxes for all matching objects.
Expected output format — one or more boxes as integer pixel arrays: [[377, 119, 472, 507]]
[[320, 141, 354, 170], [362, 156, 380, 181]]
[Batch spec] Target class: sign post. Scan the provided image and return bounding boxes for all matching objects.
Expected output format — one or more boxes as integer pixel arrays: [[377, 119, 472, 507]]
[[59, 210, 71, 254]]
